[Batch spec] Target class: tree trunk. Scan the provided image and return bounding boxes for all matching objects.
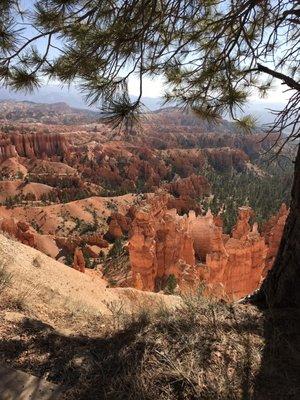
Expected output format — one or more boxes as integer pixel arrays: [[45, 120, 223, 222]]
[[258, 144, 300, 308]]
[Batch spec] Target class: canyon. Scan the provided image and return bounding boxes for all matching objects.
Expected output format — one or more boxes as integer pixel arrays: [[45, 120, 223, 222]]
[[0, 102, 292, 300]]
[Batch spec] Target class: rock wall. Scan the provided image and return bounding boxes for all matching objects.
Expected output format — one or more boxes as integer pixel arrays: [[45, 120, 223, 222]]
[[204, 213, 268, 299]]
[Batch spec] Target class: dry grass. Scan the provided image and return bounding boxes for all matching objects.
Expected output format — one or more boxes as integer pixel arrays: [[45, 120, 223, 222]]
[[1, 289, 299, 399], [0, 262, 12, 293]]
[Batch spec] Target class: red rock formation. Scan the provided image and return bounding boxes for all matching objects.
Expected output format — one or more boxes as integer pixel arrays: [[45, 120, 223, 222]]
[[128, 196, 280, 299], [106, 212, 131, 240], [189, 206, 269, 299], [0, 140, 18, 160], [0, 132, 68, 161], [0, 217, 59, 258], [129, 195, 198, 292], [262, 203, 288, 275], [187, 210, 226, 261], [56, 234, 109, 254], [72, 247, 85, 273], [164, 174, 210, 198], [231, 206, 253, 239], [0, 218, 37, 247], [167, 195, 202, 216], [203, 148, 249, 172]]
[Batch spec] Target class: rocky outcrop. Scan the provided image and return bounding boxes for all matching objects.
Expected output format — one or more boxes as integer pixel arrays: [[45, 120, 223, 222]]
[[56, 234, 109, 254], [187, 210, 226, 261], [106, 212, 131, 240], [128, 196, 282, 299], [0, 218, 37, 247], [232, 206, 253, 239], [0, 132, 68, 162], [72, 247, 86, 273], [205, 213, 268, 299], [164, 174, 210, 198], [0, 217, 59, 258], [0, 141, 18, 160], [129, 195, 199, 292], [203, 148, 249, 172]]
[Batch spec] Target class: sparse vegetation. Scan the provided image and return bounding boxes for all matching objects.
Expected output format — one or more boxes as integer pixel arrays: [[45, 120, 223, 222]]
[[103, 239, 130, 286], [107, 238, 124, 259], [164, 274, 178, 294], [64, 252, 74, 267], [82, 247, 93, 269], [0, 291, 299, 400], [0, 262, 12, 293]]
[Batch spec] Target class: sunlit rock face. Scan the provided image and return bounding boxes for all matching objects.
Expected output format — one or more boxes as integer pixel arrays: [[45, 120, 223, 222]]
[[205, 217, 268, 299], [0, 217, 37, 248], [106, 212, 131, 241], [187, 209, 226, 261], [72, 247, 86, 273], [187, 206, 268, 299], [0, 132, 68, 161], [129, 195, 285, 299], [129, 195, 199, 292]]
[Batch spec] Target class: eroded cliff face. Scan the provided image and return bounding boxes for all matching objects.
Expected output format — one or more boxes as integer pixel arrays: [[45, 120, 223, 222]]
[[0, 132, 68, 161], [204, 210, 268, 299], [129, 195, 199, 292], [128, 195, 287, 299]]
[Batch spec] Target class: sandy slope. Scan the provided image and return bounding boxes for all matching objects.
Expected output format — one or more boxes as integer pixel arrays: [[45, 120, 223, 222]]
[[0, 194, 137, 235], [0, 233, 180, 331], [0, 180, 53, 201]]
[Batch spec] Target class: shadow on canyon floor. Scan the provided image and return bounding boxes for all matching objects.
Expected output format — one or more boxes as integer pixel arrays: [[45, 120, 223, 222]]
[[0, 302, 300, 400]]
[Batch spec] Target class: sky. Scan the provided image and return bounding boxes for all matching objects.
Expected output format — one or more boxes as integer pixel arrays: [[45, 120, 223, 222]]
[[0, 0, 290, 122]]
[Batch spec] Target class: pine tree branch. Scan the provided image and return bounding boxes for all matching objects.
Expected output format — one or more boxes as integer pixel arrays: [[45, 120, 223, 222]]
[[257, 63, 300, 92]]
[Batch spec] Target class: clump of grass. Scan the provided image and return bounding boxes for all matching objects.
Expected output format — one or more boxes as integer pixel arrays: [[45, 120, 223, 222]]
[[0, 261, 12, 293], [164, 274, 178, 294], [9, 295, 27, 311]]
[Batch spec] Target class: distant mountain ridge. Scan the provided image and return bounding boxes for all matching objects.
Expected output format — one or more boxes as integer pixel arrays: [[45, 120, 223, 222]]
[[148, 106, 241, 134], [0, 99, 99, 124], [0, 99, 239, 132], [0, 84, 284, 125]]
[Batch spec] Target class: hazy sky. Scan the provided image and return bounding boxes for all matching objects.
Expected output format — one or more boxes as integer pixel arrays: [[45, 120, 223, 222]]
[[127, 74, 290, 104]]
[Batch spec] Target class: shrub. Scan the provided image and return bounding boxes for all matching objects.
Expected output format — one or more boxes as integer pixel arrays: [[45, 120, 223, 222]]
[[107, 238, 124, 259], [164, 274, 177, 294]]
